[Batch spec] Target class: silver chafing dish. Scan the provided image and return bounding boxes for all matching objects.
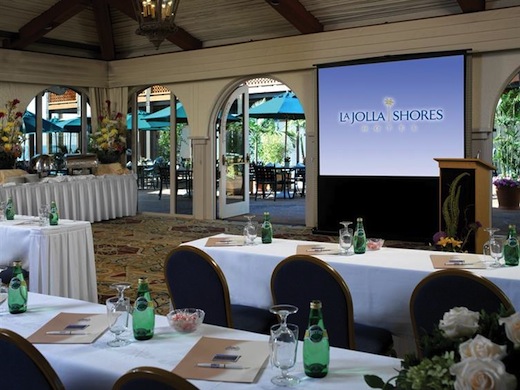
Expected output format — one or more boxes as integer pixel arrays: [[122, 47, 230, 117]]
[[63, 153, 98, 174]]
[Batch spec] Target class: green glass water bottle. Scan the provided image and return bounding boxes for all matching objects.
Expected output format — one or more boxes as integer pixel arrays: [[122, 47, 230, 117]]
[[8, 260, 28, 314], [303, 300, 329, 378], [261, 211, 273, 244], [5, 197, 15, 220], [49, 201, 59, 225], [132, 277, 155, 340], [503, 224, 519, 267], [353, 217, 367, 254]]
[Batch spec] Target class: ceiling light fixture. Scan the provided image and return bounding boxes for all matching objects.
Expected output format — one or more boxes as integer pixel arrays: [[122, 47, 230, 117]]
[[133, 0, 181, 49]]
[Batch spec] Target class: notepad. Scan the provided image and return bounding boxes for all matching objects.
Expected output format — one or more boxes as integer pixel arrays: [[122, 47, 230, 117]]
[[27, 312, 108, 344], [173, 336, 269, 383], [430, 254, 486, 269], [205, 236, 245, 247], [296, 244, 340, 255]]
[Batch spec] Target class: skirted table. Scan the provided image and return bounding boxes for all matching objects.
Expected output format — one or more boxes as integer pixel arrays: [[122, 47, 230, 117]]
[[0, 216, 97, 302], [0, 173, 137, 222]]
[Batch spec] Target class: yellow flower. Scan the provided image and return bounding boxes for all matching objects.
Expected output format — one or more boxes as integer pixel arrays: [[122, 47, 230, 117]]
[[437, 236, 463, 248]]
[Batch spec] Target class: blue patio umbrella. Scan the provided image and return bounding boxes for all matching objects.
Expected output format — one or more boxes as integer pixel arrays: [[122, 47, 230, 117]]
[[53, 116, 91, 133], [249, 91, 305, 160], [22, 111, 65, 133], [127, 111, 169, 130], [144, 102, 188, 123]]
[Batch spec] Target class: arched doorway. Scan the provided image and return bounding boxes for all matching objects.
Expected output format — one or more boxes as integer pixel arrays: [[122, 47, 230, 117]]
[[215, 77, 306, 225], [491, 69, 520, 232]]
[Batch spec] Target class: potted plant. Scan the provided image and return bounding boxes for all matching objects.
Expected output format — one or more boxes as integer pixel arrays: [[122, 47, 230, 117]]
[[492, 127, 520, 209]]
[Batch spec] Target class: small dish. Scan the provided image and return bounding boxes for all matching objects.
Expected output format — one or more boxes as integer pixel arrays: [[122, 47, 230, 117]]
[[167, 308, 205, 333], [367, 238, 384, 251]]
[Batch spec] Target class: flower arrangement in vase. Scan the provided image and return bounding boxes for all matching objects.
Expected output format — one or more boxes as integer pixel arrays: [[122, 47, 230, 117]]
[[89, 100, 126, 164], [0, 98, 24, 169], [365, 306, 520, 389]]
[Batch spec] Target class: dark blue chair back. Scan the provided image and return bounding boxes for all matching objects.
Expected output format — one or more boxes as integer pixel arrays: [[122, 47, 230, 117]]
[[164, 245, 233, 327], [0, 328, 65, 390], [112, 366, 198, 390]]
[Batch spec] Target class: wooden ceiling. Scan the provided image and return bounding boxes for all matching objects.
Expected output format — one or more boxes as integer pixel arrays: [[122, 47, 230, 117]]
[[0, 0, 513, 61]]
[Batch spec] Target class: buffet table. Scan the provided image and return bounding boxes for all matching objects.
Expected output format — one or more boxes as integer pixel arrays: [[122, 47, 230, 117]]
[[185, 234, 520, 357], [0, 173, 137, 222], [0, 216, 97, 302], [1, 293, 401, 389]]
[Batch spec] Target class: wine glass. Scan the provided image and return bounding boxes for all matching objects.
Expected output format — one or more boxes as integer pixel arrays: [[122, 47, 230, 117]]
[[269, 304, 300, 386], [270, 323, 299, 386], [243, 215, 258, 245], [106, 296, 131, 347], [339, 221, 353, 255], [488, 235, 504, 268], [483, 227, 499, 256], [110, 282, 131, 302]]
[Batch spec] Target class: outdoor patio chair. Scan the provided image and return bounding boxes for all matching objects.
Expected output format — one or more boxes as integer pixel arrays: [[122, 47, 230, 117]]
[[253, 165, 279, 201]]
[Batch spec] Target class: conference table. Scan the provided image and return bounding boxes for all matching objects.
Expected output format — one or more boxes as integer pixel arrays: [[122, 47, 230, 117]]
[[0, 173, 138, 222], [185, 234, 520, 357], [0, 293, 401, 389], [0, 216, 97, 303]]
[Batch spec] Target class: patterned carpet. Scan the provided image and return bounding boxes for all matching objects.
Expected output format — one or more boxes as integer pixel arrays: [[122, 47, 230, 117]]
[[92, 214, 338, 315]]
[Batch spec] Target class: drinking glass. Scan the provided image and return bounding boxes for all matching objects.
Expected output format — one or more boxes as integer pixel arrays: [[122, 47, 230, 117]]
[[110, 282, 131, 301], [269, 304, 299, 386], [270, 323, 299, 386], [483, 227, 499, 256], [0, 200, 6, 221], [488, 235, 504, 268], [243, 215, 258, 245], [0, 278, 7, 314], [339, 221, 353, 255], [38, 204, 49, 226], [106, 296, 131, 347]]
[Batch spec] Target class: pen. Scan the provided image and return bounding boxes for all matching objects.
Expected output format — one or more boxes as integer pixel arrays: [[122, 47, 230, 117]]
[[46, 331, 89, 335], [196, 363, 248, 369]]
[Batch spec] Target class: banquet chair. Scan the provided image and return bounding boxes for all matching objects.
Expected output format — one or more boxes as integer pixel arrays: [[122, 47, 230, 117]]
[[270, 255, 394, 356], [112, 366, 198, 390], [164, 245, 277, 334], [410, 269, 515, 357], [0, 328, 65, 390]]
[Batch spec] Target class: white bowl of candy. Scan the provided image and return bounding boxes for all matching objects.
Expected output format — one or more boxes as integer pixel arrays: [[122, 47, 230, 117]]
[[167, 308, 205, 333]]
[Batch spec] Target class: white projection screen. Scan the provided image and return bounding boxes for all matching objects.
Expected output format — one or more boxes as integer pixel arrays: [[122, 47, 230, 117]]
[[315, 51, 468, 240], [318, 51, 467, 177]]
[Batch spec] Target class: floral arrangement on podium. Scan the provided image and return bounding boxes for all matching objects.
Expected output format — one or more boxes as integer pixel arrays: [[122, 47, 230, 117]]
[[0, 98, 24, 169], [365, 306, 520, 389], [433, 172, 481, 252], [89, 100, 126, 164]]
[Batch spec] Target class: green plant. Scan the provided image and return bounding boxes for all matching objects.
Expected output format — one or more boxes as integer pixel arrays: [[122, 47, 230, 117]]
[[442, 172, 469, 238], [494, 87, 520, 179]]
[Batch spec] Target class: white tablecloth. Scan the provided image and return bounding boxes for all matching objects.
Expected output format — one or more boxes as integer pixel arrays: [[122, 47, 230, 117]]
[[0, 293, 401, 390], [0, 216, 97, 302], [186, 234, 520, 357], [0, 174, 137, 222]]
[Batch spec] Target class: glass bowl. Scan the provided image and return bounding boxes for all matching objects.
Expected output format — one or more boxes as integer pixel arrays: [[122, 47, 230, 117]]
[[367, 238, 385, 251], [167, 308, 205, 333]]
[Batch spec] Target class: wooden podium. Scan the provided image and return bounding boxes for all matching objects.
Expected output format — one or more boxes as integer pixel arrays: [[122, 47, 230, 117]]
[[434, 158, 496, 254]]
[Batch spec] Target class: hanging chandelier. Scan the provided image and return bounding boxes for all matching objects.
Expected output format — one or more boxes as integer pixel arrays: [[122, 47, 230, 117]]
[[133, 0, 181, 49]]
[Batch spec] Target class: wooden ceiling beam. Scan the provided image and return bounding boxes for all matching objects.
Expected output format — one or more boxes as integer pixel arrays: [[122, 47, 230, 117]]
[[107, 0, 202, 50], [456, 0, 485, 12], [265, 0, 323, 34], [4, 0, 90, 50], [92, 0, 116, 60]]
